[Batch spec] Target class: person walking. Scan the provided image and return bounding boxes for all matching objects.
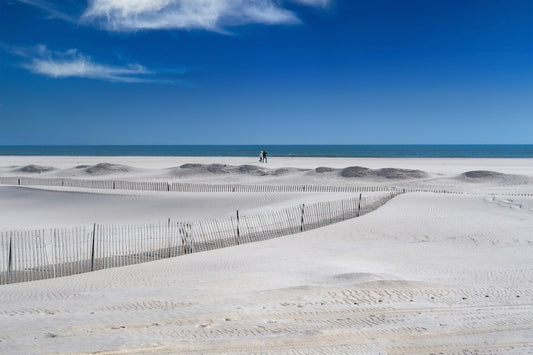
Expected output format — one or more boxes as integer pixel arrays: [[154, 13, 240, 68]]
[[259, 150, 263, 162], [263, 150, 268, 163]]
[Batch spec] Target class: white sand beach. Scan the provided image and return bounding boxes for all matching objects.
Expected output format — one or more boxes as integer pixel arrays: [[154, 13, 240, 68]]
[[1, 157, 533, 354]]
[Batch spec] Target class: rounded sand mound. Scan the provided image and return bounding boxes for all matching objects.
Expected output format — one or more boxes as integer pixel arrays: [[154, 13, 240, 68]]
[[86, 163, 131, 175], [237, 165, 269, 176], [341, 166, 428, 179], [463, 170, 506, 179], [206, 164, 232, 174], [273, 167, 307, 175], [341, 166, 372, 178], [177, 163, 304, 177], [179, 163, 232, 175], [315, 167, 336, 173], [376, 168, 428, 179], [18, 165, 55, 173], [459, 170, 533, 186], [180, 163, 202, 169]]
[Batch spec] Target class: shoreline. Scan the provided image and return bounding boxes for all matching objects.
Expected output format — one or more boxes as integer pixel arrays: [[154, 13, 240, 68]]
[[2, 144, 533, 160]]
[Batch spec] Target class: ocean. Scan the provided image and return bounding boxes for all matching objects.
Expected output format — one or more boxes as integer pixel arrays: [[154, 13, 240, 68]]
[[0, 145, 532, 158]]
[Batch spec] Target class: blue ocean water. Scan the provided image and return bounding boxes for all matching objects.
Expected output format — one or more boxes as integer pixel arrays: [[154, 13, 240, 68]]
[[0, 145, 532, 158]]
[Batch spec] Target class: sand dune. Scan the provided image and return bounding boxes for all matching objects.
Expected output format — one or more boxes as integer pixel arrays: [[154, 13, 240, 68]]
[[456, 170, 533, 188], [176, 163, 308, 177], [85, 163, 132, 175], [6, 162, 436, 181], [340, 166, 428, 179], [2, 156, 533, 177], [1, 157, 533, 354], [17, 164, 55, 173], [463, 170, 506, 178]]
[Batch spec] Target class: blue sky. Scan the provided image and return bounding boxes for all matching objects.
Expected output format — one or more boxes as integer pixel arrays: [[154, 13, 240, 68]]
[[0, 0, 532, 145]]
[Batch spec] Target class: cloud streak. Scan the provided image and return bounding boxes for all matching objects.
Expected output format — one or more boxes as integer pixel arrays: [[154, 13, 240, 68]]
[[16, 0, 83, 23], [5, 44, 172, 83]]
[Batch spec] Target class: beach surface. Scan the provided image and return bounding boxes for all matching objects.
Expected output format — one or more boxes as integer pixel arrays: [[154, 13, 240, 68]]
[[1, 156, 533, 354]]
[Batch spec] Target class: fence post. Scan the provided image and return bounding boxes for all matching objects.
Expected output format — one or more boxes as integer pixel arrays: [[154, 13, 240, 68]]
[[357, 194, 362, 217], [301, 204, 305, 232], [17, 178, 20, 186], [8, 236, 12, 284], [236, 210, 240, 245], [90, 223, 96, 272], [167, 218, 172, 258], [52, 229, 56, 278]]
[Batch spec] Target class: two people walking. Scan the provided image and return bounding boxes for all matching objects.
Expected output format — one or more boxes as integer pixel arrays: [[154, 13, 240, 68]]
[[259, 150, 268, 163]]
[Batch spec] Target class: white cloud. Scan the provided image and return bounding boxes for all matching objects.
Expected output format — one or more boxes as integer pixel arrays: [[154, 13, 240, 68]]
[[7, 44, 169, 83], [81, 0, 329, 32], [16, 0, 331, 32], [28, 55, 150, 83]]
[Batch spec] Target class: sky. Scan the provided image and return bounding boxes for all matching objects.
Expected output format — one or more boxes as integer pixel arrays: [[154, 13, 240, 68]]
[[0, 0, 532, 145]]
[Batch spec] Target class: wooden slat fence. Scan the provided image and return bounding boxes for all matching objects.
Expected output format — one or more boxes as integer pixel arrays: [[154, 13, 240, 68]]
[[0, 192, 398, 285], [0, 175, 480, 194], [2, 176, 533, 196]]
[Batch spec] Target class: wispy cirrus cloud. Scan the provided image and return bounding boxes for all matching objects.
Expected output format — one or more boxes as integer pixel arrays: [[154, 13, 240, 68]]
[[291, 0, 330, 7], [3, 44, 175, 83], [16, 0, 331, 32], [15, 0, 83, 23]]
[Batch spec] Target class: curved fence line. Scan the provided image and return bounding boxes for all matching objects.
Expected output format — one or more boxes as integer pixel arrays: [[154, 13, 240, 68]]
[[0, 193, 399, 285]]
